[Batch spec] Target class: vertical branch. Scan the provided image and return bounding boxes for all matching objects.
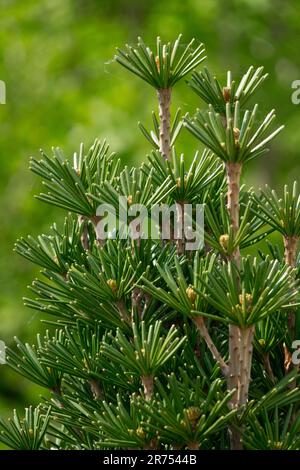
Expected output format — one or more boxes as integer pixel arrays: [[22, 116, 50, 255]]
[[283, 235, 299, 339], [225, 162, 242, 265], [157, 88, 172, 161], [91, 215, 105, 247], [225, 162, 242, 412], [239, 326, 255, 406], [225, 161, 255, 450], [78, 215, 90, 251], [284, 235, 298, 268]]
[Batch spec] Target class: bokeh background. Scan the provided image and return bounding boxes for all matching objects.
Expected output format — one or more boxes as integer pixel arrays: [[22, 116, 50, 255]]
[[0, 0, 300, 436]]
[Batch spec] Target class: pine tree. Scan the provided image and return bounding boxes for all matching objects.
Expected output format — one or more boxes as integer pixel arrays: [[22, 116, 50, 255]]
[[1, 35, 300, 451]]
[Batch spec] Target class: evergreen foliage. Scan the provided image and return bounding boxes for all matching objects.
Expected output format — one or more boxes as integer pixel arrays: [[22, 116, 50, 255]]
[[1, 36, 299, 450]]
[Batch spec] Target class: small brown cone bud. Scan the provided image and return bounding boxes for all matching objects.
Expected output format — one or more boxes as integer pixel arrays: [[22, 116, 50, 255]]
[[223, 86, 231, 102], [107, 279, 117, 293], [219, 234, 229, 250], [127, 195, 133, 206], [186, 406, 201, 425], [186, 286, 197, 303], [136, 427, 146, 439]]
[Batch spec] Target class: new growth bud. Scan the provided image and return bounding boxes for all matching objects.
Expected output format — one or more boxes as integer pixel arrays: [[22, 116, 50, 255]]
[[107, 279, 118, 293], [186, 406, 201, 425], [222, 86, 231, 102], [186, 286, 197, 303], [219, 234, 230, 250]]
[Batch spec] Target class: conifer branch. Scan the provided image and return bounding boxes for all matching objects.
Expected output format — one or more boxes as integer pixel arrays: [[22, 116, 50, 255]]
[[193, 316, 229, 377]]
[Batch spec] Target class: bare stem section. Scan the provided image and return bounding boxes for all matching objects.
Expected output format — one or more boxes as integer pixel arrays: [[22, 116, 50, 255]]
[[193, 316, 229, 378], [284, 235, 298, 268], [91, 215, 105, 247], [228, 324, 240, 409], [78, 215, 90, 250], [284, 235, 299, 338], [116, 298, 131, 325], [141, 375, 154, 401], [157, 88, 171, 161], [227, 325, 257, 405], [239, 326, 255, 406], [89, 378, 103, 399], [225, 162, 242, 264], [227, 325, 254, 449], [225, 162, 255, 449], [187, 442, 200, 450]]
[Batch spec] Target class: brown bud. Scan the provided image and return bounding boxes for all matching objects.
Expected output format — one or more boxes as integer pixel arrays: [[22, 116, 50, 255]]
[[107, 279, 117, 293], [127, 195, 133, 206], [186, 286, 197, 303], [239, 293, 253, 305], [219, 234, 229, 250], [222, 86, 231, 102], [186, 406, 201, 424], [274, 441, 283, 450], [136, 427, 146, 439]]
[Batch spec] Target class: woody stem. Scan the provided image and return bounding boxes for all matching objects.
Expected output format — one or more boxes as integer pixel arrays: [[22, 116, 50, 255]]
[[157, 88, 172, 161]]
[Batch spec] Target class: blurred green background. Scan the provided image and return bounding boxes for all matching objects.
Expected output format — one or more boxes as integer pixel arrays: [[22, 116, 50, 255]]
[[0, 0, 300, 434]]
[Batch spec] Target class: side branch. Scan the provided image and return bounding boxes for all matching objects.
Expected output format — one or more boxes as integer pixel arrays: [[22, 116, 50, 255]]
[[193, 316, 229, 377]]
